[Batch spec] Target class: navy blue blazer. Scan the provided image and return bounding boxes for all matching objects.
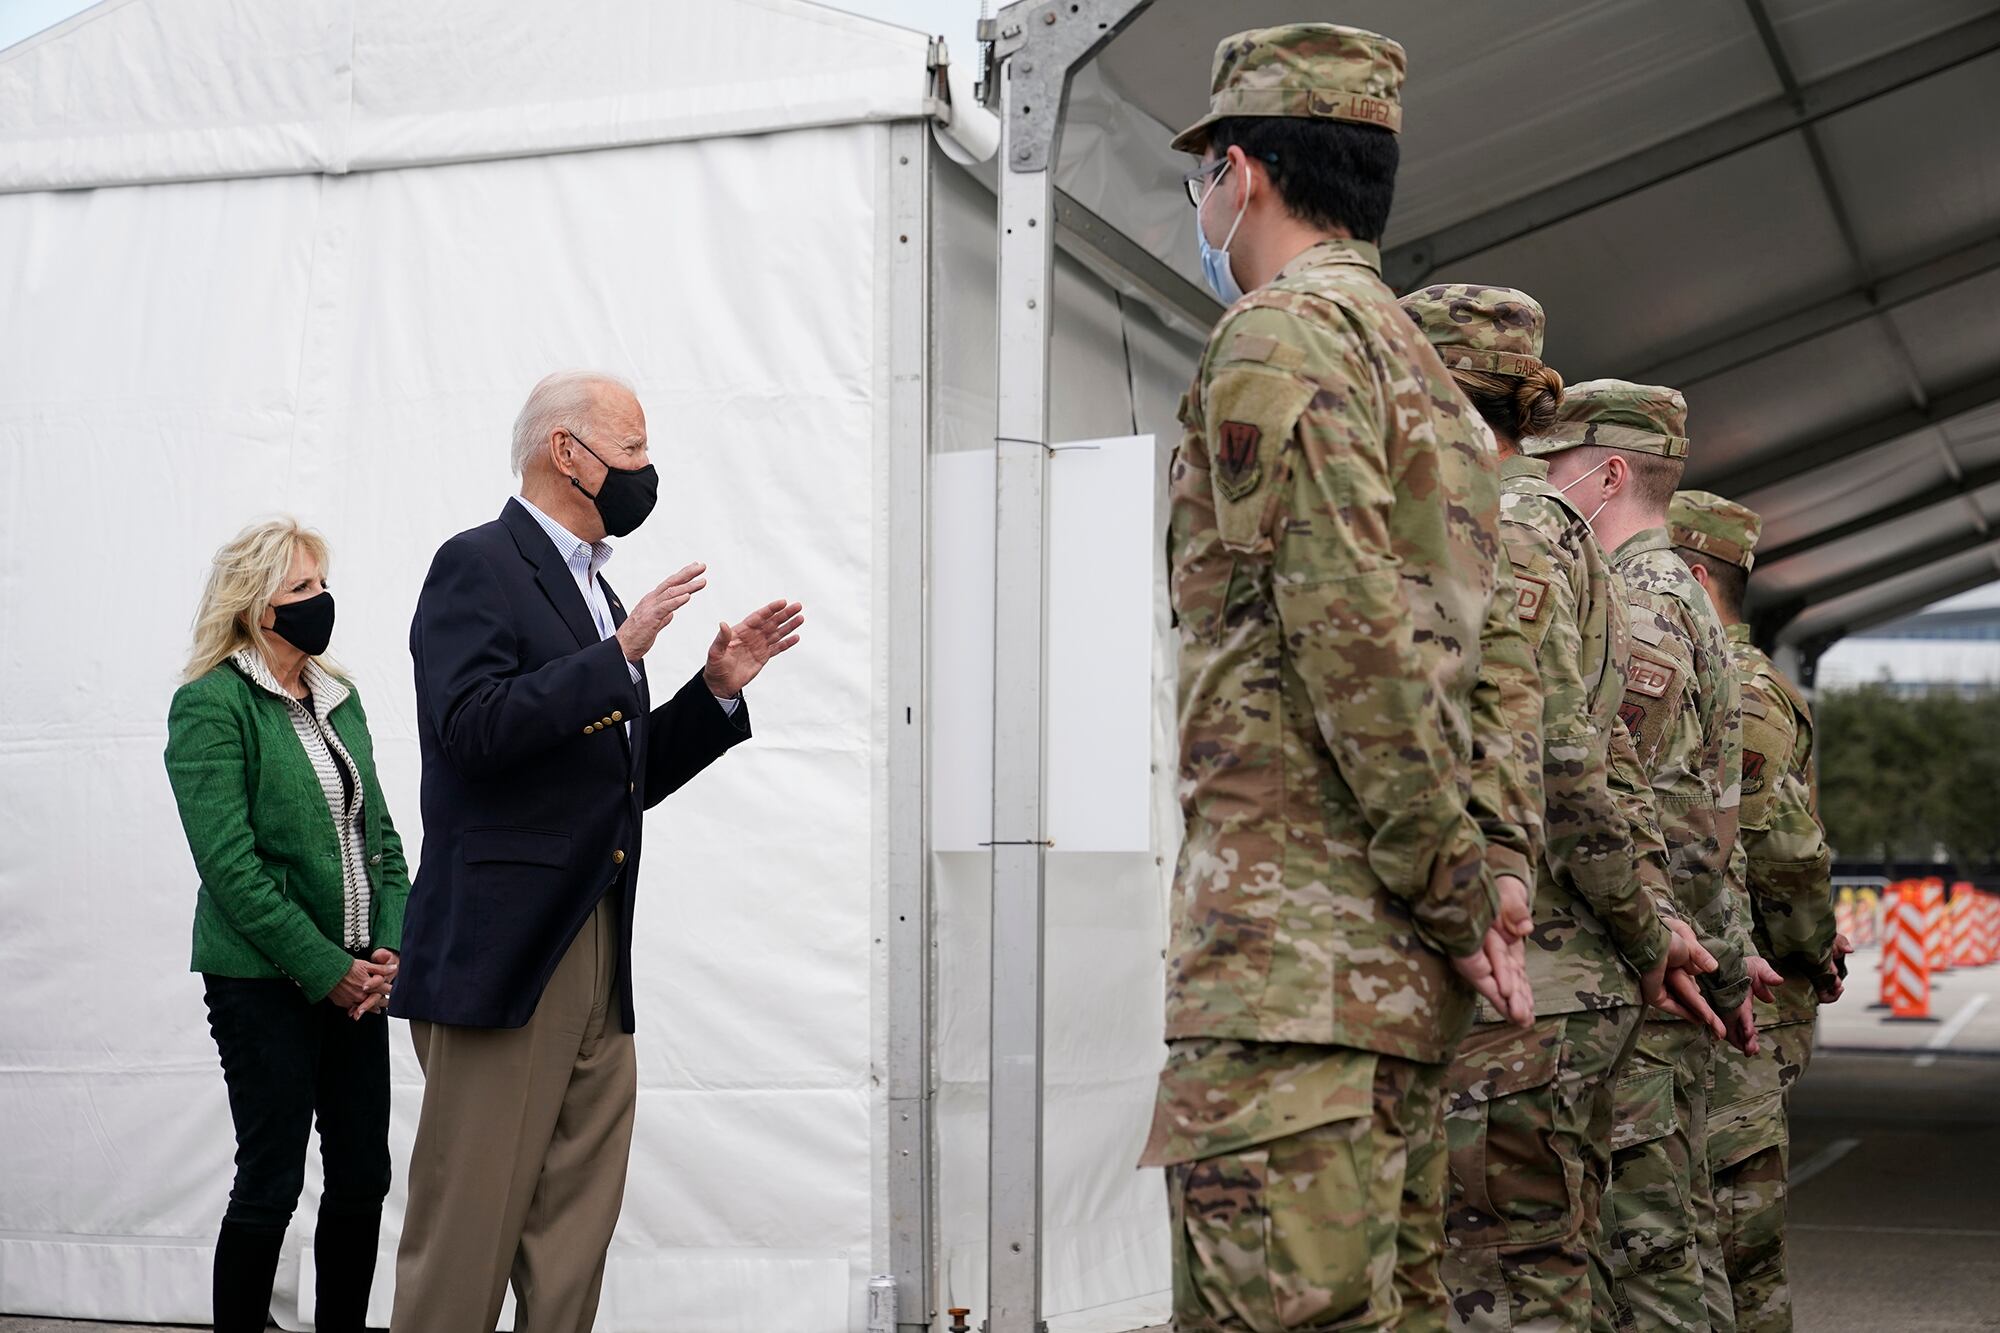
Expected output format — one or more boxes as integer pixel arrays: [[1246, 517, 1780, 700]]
[[390, 498, 749, 1031]]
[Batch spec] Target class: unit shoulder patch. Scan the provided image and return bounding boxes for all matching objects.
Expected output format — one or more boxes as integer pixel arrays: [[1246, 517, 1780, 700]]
[[1216, 421, 1262, 498], [1201, 361, 1316, 547]]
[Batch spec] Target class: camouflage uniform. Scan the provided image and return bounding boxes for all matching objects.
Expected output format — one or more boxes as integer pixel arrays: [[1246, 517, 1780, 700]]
[[1144, 28, 1524, 1333], [1526, 383, 1753, 1333], [1670, 493, 1837, 1333], [1400, 287, 1671, 1333]]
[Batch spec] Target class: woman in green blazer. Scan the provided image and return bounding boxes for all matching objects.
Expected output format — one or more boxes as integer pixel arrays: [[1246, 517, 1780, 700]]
[[164, 518, 411, 1333]]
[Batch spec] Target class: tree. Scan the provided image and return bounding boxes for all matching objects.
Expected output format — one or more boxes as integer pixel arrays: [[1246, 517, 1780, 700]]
[[1816, 683, 2000, 872]]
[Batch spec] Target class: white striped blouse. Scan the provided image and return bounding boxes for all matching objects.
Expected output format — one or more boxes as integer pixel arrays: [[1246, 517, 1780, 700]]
[[232, 647, 372, 951]]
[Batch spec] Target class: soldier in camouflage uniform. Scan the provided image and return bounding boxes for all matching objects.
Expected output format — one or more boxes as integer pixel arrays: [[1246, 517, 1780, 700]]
[[1437, 357, 1550, 1329], [1671, 492, 1844, 1333], [1140, 27, 1537, 1333], [1401, 289, 1722, 1333], [1531, 383, 1757, 1333]]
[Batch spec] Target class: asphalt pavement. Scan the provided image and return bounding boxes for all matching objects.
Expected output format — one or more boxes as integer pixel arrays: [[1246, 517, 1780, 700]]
[[1789, 1048, 2000, 1331]]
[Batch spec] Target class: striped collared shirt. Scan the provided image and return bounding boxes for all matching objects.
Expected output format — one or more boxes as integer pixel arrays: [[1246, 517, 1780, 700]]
[[231, 648, 372, 951], [511, 496, 739, 717], [515, 494, 625, 652]]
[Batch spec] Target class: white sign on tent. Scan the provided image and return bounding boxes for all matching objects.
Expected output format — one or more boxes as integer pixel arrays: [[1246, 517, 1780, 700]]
[[931, 436, 1159, 855]]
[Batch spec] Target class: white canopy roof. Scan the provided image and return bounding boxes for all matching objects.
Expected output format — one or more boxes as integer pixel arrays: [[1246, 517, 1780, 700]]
[[0, 0, 934, 191]]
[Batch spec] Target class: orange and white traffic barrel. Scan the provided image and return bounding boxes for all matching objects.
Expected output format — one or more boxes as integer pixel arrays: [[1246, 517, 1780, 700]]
[[1952, 884, 1985, 967], [1855, 887, 1880, 948], [1881, 883, 1932, 1020], [1835, 888, 1858, 945], [1923, 879, 1952, 973]]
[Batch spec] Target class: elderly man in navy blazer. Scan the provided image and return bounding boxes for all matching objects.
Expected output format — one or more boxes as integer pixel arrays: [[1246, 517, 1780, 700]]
[[390, 370, 803, 1332]]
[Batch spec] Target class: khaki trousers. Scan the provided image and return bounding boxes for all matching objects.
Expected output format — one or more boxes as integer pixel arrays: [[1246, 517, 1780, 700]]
[[391, 895, 635, 1333]]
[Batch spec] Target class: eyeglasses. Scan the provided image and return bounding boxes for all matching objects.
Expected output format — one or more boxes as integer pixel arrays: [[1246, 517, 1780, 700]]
[[1182, 151, 1280, 207], [1182, 158, 1228, 208]]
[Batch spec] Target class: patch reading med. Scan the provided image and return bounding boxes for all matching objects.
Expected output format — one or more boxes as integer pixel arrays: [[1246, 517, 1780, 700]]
[[1514, 573, 1552, 623], [1626, 649, 1679, 700]]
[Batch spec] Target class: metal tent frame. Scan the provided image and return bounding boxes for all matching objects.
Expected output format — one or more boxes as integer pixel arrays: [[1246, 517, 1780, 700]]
[[889, 4, 2000, 1328], [980, 6, 1157, 1330]]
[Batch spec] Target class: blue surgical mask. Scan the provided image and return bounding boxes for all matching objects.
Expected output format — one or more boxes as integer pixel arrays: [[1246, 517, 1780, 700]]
[[1195, 161, 1248, 305]]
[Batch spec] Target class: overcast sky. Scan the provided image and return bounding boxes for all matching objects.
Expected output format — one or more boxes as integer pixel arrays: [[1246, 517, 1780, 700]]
[[828, 0, 986, 52], [0, 0, 90, 48]]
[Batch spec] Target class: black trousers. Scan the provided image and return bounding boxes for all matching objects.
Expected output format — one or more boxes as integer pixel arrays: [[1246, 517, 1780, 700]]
[[204, 973, 391, 1332]]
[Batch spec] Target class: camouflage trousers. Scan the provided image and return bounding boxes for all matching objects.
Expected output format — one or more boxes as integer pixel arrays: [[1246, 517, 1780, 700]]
[[1707, 1022, 1816, 1333], [1601, 1019, 1715, 1332], [1151, 1043, 1450, 1332], [1440, 1006, 1643, 1332]]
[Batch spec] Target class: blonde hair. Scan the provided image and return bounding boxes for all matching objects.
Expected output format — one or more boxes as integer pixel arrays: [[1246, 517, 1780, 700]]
[[183, 518, 337, 683]]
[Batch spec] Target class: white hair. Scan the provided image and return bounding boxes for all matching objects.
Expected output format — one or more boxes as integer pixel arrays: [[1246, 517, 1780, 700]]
[[510, 370, 634, 475]]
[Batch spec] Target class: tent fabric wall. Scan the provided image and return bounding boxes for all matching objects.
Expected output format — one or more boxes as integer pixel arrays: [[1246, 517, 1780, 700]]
[[2, 2, 1212, 1330], [0, 114, 899, 1331], [926, 159, 1200, 1331], [0, 0, 933, 191]]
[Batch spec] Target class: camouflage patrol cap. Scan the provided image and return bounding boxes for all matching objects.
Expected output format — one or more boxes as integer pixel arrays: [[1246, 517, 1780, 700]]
[[1669, 490, 1763, 571], [1521, 378, 1690, 459], [1171, 24, 1405, 154], [1397, 284, 1547, 378]]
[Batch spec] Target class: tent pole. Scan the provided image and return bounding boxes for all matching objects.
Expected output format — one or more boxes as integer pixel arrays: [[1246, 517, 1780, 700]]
[[987, 59, 1056, 1332], [885, 118, 936, 1333], [983, 5, 1153, 1331]]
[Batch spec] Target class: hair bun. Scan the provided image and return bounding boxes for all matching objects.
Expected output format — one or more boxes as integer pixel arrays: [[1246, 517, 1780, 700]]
[[1515, 364, 1565, 438]]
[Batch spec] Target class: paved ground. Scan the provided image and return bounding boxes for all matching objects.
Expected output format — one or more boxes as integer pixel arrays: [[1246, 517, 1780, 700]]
[[5, 1046, 1993, 1332], [1790, 1049, 2000, 1331], [1819, 941, 2000, 1056]]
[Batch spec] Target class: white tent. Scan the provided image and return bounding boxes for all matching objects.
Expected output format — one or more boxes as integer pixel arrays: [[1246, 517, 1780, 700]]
[[0, 1, 1203, 1329], [16, 1, 1986, 1329]]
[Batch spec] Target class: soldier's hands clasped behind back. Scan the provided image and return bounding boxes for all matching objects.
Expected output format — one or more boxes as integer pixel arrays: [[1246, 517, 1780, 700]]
[[1453, 872, 1536, 1028], [1645, 917, 1726, 1037]]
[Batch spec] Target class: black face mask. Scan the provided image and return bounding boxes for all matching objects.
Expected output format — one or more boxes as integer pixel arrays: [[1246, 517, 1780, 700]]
[[269, 591, 336, 657], [568, 431, 660, 538]]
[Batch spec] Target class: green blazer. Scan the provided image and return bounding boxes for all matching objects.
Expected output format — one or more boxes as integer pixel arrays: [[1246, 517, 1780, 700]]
[[165, 656, 412, 1001]]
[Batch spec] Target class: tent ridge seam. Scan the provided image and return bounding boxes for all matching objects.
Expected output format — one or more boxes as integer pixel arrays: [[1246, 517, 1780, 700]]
[[0, 110, 938, 196]]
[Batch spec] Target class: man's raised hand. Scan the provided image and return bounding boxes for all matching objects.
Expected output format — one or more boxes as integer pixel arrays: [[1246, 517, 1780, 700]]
[[703, 599, 805, 698], [616, 562, 707, 662]]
